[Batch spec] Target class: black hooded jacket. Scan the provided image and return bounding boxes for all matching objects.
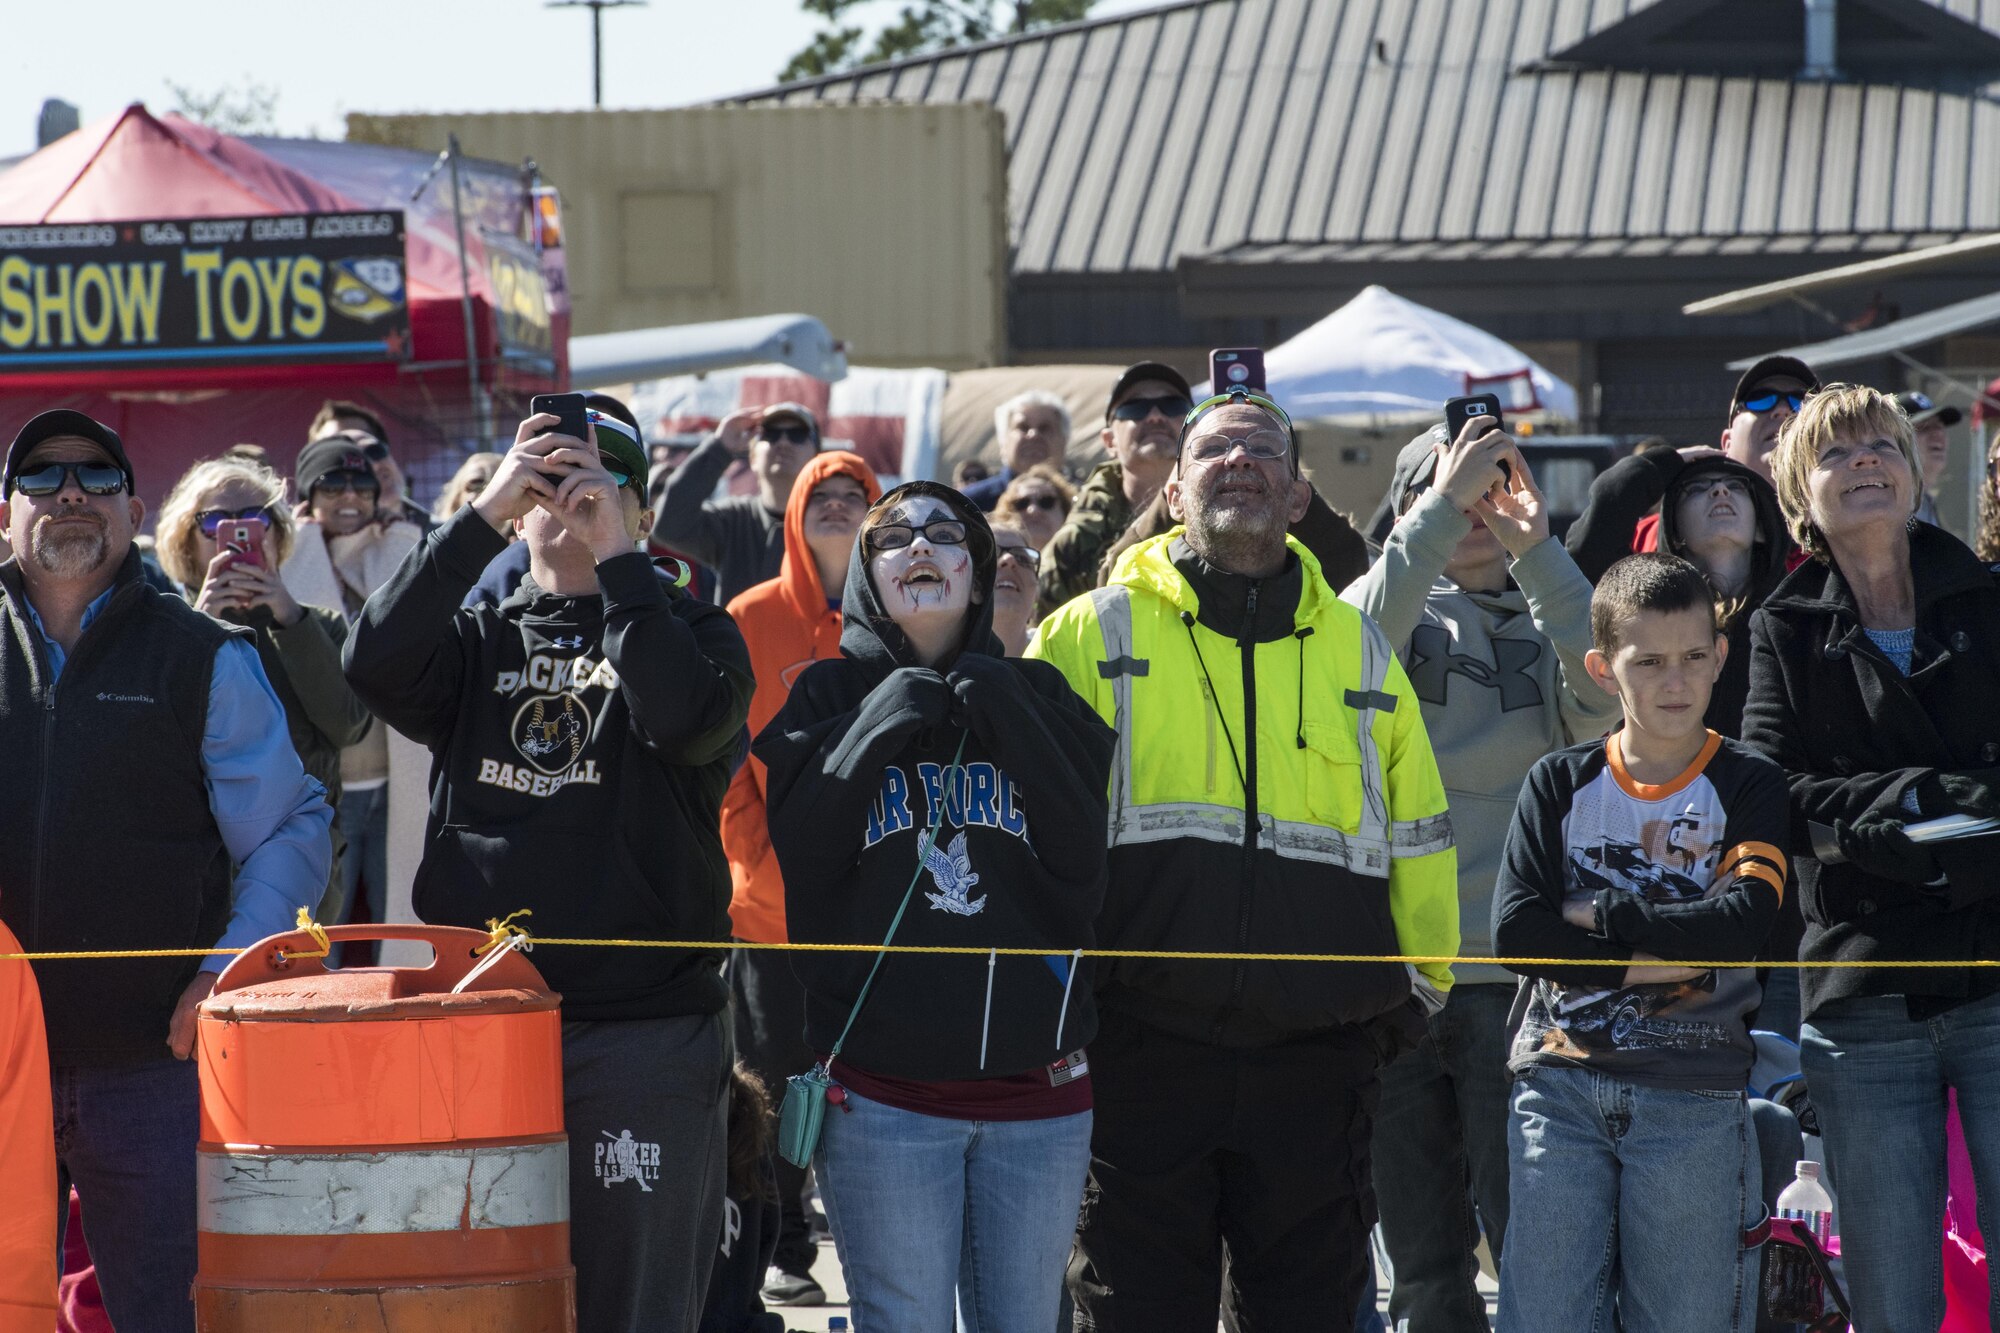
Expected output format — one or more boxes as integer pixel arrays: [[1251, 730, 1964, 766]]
[[1567, 448, 1791, 736], [754, 482, 1116, 1081], [343, 506, 753, 1020]]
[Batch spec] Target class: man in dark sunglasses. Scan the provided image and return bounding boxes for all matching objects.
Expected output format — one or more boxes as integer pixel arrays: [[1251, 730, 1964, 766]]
[[0, 409, 333, 1332], [654, 400, 828, 605], [1723, 355, 1821, 486], [1036, 360, 1193, 619]]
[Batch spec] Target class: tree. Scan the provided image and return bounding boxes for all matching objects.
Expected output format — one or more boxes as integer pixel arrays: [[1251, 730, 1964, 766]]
[[781, 0, 1096, 82], [164, 80, 280, 136]]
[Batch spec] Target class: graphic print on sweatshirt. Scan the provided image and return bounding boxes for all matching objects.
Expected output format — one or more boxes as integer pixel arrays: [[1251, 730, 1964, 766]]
[[1406, 623, 1546, 712], [862, 761, 1029, 915], [1520, 747, 1758, 1067], [475, 648, 618, 797]]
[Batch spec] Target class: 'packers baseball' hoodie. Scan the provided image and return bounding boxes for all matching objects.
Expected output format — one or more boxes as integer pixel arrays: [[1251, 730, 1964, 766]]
[[755, 482, 1116, 1081], [343, 506, 753, 1020]]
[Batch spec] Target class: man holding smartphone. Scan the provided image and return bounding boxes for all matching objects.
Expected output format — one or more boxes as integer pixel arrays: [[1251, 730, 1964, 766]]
[[343, 406, 752, 1333]]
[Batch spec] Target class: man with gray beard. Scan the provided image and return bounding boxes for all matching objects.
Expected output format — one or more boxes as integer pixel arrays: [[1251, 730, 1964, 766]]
[[0, 410, 332, 1333], [1031, 385, 1459, 1329]]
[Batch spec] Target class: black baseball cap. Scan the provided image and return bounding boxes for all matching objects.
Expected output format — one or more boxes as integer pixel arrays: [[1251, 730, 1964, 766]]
[[1106, 361, 1194, 423], [5, 410, 135, 496], [1730, 356, 1821, 414], [1895, 391, 1963, 428]]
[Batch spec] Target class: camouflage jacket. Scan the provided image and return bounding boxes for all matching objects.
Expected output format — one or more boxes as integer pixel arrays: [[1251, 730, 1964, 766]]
[[1035, 460, 1133, 620]]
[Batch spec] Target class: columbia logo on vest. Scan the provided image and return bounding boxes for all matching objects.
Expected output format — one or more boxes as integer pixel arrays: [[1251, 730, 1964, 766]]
[[95, 691, 155, 704]]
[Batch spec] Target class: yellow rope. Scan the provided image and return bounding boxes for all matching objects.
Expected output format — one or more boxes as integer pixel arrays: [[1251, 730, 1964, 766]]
[[473, 909, 534, 957], [1, 933, 1994, 970], [274, 907, 331, 962]]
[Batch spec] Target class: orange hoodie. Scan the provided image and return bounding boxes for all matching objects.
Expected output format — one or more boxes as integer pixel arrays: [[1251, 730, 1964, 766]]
[[722, 450, 882, 942], [0, 921, 55, 1333]]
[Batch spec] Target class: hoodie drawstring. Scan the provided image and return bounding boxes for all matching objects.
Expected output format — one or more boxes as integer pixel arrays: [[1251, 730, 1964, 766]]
[[1181, 611, 1248, 794], [1294, 627, 1314, 749]]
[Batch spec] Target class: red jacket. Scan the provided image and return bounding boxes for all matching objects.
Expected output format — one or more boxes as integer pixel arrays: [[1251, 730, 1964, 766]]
[[721, 451, 882, 942]]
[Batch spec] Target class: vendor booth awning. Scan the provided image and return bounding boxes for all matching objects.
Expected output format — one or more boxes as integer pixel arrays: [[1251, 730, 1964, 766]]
[[1205, 285, 1578, 422]]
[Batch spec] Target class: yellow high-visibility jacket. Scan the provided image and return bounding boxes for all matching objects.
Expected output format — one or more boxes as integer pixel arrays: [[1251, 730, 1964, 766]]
[[1029, 531, 1458, 1045]]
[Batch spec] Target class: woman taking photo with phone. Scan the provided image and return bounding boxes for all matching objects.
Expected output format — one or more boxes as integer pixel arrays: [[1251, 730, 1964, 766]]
[[755, 481, 1114, 1331], [156, 456, 371, 918]]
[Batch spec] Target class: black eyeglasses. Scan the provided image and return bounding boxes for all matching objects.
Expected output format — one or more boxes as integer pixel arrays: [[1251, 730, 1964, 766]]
[[997, 543, 1041, 569], [868, 519, 968, 550], [760, 424, 814, 445], [1740, 391, 1806, 415], [196, 505, 278, 535], [312, 471, 380, 498], [10, 461, 128, 497], [1111, 395, 1193, 423]]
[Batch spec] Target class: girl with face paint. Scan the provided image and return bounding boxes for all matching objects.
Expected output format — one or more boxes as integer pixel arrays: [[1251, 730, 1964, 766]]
[[753, 481, 1117, 1331]]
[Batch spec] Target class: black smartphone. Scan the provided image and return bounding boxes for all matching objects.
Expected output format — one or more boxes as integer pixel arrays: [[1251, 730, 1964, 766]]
[[1209, 348, 1266, 395], [530, 392, 591, 445], [1443, 394, 1511, 482]]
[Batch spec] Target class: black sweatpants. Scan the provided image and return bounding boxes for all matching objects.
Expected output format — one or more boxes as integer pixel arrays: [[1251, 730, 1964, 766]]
[[564, 1009, 732, 1333], [727, 948, 820, 1276], [1069, 1009, 1383, 1333]]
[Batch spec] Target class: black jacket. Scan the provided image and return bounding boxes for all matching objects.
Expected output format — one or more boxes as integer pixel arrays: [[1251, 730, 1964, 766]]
[[755, 481, 1116, 1081], [1743, 523, 2000, 1019], [343, 507, 754, 1020], [1568, 448, 1791, 738]]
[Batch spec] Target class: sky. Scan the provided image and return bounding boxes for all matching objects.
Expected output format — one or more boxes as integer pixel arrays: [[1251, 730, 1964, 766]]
[[2, 0, 1154, 159]]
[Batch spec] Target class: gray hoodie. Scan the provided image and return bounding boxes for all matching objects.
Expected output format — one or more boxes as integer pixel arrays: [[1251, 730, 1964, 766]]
[[1342, 489, 1621, 983]]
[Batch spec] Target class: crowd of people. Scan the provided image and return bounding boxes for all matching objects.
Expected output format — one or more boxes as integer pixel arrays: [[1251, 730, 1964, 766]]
[[0, 353, 1997, 1333]]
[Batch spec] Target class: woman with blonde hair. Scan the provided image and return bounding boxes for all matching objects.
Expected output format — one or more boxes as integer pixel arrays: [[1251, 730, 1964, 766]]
[[156, 456, 371, 918], [434, 451, 503, 524], [991, 464, 1074, 557], [1743, 383, 2000, 1330]]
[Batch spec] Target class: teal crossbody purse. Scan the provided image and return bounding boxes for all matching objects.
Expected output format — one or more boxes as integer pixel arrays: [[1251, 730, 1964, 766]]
[[777, 734, 967, 1169]]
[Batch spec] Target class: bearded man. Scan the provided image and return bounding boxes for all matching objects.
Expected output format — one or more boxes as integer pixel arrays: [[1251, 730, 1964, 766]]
[[0, 410, 332, 1332]]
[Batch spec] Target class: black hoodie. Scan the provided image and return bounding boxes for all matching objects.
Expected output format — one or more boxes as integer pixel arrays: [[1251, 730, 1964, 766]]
[[1567, 449, 1791, 737], [343, 506, 754, 1020], [754, 482, 1117, 1081]]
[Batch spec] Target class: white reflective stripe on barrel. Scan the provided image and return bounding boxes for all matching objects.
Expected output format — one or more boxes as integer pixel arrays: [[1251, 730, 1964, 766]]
[[198, 1140, 569, 1236]]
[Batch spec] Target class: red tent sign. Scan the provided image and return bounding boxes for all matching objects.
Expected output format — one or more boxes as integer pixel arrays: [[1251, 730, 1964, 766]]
[[0, 210, 409, 373]]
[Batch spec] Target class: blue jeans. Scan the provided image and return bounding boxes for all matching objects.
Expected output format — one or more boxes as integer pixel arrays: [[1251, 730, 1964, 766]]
[[1370, 982, 1514, 1333], [815, 1089, 1091, 1333], [1497, 1064, 1757, 1333], [333, 784, 388, 966], [1799, 990, 2000, 1333], [51, 1058, 199, 1333]]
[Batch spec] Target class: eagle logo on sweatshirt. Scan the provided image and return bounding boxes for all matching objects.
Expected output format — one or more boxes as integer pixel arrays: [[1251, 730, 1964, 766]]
[[922, 832, 986, 916], [512, 693, 591, 775]]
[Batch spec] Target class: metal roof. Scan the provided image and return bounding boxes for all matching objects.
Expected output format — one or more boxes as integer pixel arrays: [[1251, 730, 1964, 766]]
[[1726, 286, 2000, 367], [728, 0, 2000, 277]]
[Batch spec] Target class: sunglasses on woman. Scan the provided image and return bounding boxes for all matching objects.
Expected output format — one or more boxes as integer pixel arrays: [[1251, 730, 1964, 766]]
[[10, 461, 128, 497], [313, 471, 380, 498], [196, 505, 279, 535], [1013, 493, 1064, 512], [997, 542, 1042, 569]]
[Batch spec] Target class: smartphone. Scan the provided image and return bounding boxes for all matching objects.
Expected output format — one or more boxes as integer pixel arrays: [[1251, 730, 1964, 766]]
[[530, 392, 591, 445], [1443, 394, 1511, 482], [224, 518, 266, 568], [1209, 348, 1266, 395]]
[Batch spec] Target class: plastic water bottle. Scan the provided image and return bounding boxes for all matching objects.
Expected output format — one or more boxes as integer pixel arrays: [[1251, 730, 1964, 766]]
[[1763, 1160, 1835, 1321]]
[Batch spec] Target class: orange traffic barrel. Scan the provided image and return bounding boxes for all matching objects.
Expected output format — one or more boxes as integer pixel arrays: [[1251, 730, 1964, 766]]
[[193, 924, 574, 1332]]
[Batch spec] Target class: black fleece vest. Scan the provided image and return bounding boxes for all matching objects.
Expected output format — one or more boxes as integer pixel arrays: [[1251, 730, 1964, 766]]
[[0, 556, 239, 1064]]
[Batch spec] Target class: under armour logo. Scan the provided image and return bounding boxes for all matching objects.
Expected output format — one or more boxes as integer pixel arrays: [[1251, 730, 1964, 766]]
[[1406, 626, 1545, 712], [550, 635, 585, 650]]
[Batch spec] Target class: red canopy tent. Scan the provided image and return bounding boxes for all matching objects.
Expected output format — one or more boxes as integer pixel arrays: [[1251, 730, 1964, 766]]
[[0, 104, 567, 513]]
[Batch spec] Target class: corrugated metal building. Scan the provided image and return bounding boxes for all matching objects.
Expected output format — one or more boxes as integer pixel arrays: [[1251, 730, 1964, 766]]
[[349, 105, 1010, 369], [732, 0, 2000, 438]]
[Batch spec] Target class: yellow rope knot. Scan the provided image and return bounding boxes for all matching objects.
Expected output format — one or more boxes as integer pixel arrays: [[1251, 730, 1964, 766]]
[[475, 909, 535, 957], [277, 906, 331, 962]]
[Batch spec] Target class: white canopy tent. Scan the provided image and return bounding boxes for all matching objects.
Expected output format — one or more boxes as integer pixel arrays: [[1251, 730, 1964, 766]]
[[1214, 285, 1578, 422]]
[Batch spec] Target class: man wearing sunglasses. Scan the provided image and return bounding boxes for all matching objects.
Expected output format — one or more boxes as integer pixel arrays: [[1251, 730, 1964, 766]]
[[1036, 361, 1193, 619], [0, 409, 333, 1333], [1032, 386, 1458, 1330], [654, 400, 824, 605], [344, 406, 750, 1333]]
